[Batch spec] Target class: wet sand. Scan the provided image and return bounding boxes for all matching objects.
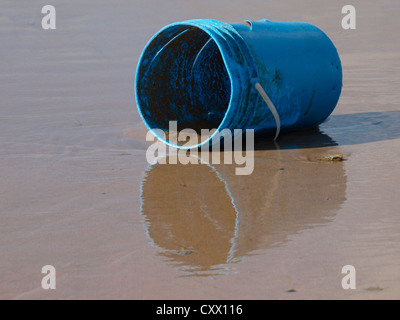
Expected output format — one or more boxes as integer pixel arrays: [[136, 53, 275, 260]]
[[1, 0, 400, 299]]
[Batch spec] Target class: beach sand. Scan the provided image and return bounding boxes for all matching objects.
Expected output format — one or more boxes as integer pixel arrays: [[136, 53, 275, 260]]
[[1, 0, 399, 299]]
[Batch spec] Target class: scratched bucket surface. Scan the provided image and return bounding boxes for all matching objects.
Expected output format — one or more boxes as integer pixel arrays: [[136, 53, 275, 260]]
[[135, 19, 342, 149]]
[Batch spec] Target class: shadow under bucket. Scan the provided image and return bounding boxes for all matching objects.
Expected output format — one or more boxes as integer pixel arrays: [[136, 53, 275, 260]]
[[135, 19, 342, 149]]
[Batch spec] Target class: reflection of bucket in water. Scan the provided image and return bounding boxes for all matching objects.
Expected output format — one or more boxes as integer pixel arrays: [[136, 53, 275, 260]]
[[140, 135, 346, 275], [140, 159, 239, 274]]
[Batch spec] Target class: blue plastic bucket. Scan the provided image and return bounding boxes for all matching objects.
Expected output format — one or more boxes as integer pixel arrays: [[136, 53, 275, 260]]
[[135, 19, 342, 148]]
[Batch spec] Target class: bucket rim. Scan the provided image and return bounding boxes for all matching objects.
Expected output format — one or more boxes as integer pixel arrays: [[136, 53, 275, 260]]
[[135, 19, 256, 150]]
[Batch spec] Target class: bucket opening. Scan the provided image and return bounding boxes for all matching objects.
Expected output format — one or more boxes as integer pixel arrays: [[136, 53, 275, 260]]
[[136, 25, 232, 143]]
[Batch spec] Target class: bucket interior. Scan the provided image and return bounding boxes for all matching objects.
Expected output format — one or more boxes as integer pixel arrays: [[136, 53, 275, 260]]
[[136, 25, 231, 139]]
